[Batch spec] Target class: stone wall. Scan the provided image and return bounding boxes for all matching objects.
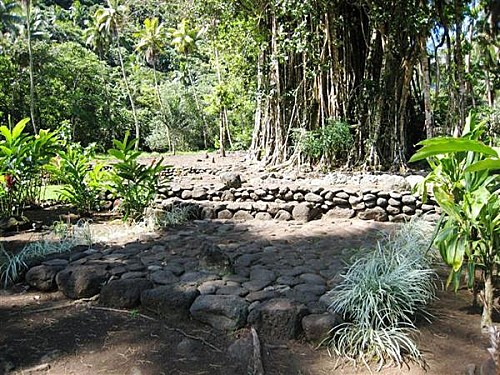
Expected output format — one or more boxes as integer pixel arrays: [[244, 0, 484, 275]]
[[154, 180, 440, 223]]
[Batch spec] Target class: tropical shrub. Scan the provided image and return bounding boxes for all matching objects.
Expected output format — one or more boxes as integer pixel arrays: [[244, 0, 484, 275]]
[[326, 219, 437, 369], [47, 143, 108, 215], [410, 112, 500, 330], [0, 118, 60, 218], [108, 132, 166, 220], [0, 219, 94, 288], [297, 119, 353, 166]]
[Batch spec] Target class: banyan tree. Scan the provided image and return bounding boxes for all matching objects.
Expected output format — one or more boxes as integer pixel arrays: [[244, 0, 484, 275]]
[[244, 0, 496, 169]]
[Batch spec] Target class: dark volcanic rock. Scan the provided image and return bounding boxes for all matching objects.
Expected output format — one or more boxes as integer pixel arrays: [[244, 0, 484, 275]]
[[26, 265, 65, 292], [56, 266, 109, 299], [190, 294, 248, 331], [220, 172, 242, 189], [198, 243, 234, 275], [301, 313, 342, 343], [141, 283, 199, 314], [100, 279, 153, 308], [247, 298, 308, 340]]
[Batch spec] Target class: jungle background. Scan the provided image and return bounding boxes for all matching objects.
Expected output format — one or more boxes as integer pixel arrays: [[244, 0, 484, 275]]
[[0, 0, 498, 169]]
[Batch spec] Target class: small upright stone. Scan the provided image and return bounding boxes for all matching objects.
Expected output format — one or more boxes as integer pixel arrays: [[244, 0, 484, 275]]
[[221, 172, 242, 189], [199, 243, 234, 275]]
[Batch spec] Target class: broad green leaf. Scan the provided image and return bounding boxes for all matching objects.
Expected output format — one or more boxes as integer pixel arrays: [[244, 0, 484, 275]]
[[433, 186, 461, 221], [466, 159, 500, 172], [108, 149, 124, 160], [409, 138, 497, 162], [0, 145, 13, 155], [11, 118, 29, 140], [464, 187, 490, 219], [449, 235, 466, 272], [446, 269, 462, 291], [0, 126, 12, 143]]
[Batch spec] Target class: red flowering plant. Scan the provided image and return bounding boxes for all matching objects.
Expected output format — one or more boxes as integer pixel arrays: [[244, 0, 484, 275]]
[[0, 118, 60, 218]]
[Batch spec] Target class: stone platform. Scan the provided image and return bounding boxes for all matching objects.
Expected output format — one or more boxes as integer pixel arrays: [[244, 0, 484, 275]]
[[25, 218, 395, 342]]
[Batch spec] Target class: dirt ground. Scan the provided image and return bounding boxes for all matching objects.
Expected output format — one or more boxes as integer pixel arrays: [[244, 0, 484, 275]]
[[0, 152, 494, 375]]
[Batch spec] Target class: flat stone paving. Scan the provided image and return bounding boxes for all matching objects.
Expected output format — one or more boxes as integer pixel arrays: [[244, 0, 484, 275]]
[[27, 218, 396, 339]]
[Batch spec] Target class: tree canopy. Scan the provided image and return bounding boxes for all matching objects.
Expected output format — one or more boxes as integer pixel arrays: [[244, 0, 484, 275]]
[[0, 0, 497, 166]]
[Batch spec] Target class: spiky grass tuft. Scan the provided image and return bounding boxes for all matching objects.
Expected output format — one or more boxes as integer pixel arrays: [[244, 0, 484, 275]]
[[141, 205, 195, 230], [0, 219, 94, 288], [326, 218, 437, 370]]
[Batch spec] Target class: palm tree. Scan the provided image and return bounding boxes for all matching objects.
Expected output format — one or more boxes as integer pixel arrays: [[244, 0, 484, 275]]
[[84, 17, 110, 60], [19, 0, 37, 133], [0, 0, 21, 39], [134, 17, 173, 152], [169, 18, 200, 55], [94, 0, 140, 149], [168, 19, 211, 151]]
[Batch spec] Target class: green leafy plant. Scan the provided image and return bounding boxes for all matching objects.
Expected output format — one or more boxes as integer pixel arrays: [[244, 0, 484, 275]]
[[108, 132, 166, 220], [410, 112, 500, 330], [47, 143, 108, 215], [0, 218, 93, 288], [297, 119, 353, 167], [0, 118, 60, 218], [325, 219, 437, 369], [142, 205, 194, 230]]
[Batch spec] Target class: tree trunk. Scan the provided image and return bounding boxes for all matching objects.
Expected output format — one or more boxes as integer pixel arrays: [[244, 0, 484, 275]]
[[25, 1, 37, 134], [185, 66, 209, 154], [420, 36, 433, 139], [482, 271, 494, 331], [453, 0, 466, 135], [367, 30, 387, 169], [152, 60, 173, 153], [214, 47, 226, 157], [116, 41, 139, 150]]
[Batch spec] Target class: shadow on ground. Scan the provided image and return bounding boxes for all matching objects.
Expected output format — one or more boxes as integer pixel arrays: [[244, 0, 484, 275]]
[[0, 218, 491, 375]]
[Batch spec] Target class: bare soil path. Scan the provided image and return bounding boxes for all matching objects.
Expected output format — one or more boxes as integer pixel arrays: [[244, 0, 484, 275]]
[[0, 152, 493, 375]]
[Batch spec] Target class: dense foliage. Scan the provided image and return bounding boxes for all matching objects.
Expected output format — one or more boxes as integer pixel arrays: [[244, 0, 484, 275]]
[[0, 118, 165, 221], [410, 113, 500, 330], [0, 0, 497, 167]]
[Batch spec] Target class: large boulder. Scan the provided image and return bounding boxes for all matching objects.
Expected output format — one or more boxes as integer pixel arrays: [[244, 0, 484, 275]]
[[233, 210, 254, 221], [100, 279, 153, 308], [26, 264, 65, 292], [56, 266, 109, 299], [357, 206, 388, 222], [247, 298, 308, 340], [292, 203, 320, 222], [220, 172, 242, 189], [227, 330, 253, 373], [141, 283, 199, 314], [292, 203, 312, 222], [190, 295, 248, 331], [301, 313, 342, 343], [322, 207, 355, 220]]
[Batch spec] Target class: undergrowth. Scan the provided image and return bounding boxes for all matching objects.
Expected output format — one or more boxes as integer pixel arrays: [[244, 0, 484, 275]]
[[325, 219, 438, 370], [0, 219, 93, 288]]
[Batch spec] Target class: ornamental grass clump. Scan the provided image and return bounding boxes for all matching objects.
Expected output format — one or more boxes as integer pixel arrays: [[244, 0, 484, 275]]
[[0, 219, 93, 288], [326, 219, 437, 370]]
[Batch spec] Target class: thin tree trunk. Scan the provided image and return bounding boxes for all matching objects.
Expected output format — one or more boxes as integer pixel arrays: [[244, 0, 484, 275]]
[[25, 1, 37, 133], [420, 37, 433, 138], [214, 47, 226, 157], [250, 48, 264, 160], [454, 0, 466, 134], [185, 66, 209, 154], [152, 59, 173, 153], [270, 9, 283, 165], [116, 42, 139, 149], [367, 30, 387, 169], [482, 271, 493, 331]]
